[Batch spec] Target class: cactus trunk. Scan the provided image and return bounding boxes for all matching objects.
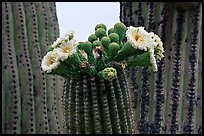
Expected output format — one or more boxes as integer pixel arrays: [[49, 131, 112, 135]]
[[63, 71, 135, 134], [120, 2, 202, 134], [2, 2, 64, 134]]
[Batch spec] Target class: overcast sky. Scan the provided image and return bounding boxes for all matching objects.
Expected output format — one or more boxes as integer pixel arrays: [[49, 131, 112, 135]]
[[56, 2, 120, 42]]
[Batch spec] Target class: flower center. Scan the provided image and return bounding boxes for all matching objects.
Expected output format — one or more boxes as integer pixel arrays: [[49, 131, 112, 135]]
[[62, 46, 73, 53], [49, 57, 55, 65], [134, 33, 144, 43], [107, 72, 114, 77]]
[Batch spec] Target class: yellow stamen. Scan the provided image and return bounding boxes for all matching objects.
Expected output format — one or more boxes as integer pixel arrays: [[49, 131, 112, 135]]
[[50, 57, 55, 65], [62, 46, 73, 53], [107, 72, 114, 77], [134, 33, 144, 43]]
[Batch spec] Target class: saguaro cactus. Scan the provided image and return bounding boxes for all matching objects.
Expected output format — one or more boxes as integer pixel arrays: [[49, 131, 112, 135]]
[[63, 71, 136, 134], [2, 2, 64, 134], [120, 2, 202, 134]]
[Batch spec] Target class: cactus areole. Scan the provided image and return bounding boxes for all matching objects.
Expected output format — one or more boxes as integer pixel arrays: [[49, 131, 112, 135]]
[[41, 22, 164, 134]]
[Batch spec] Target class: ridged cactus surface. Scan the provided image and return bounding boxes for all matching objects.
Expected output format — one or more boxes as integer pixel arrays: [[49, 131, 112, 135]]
[[63, 71, 136, 134], [120, 2, 202, 134], [2, 2, 64, 134]]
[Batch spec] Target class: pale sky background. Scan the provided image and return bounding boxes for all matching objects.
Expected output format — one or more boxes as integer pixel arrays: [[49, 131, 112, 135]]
[[56, 2, 120, 41]]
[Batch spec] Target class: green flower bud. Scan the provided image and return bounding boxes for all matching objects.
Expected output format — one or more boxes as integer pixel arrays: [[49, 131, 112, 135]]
[[88, 34, 98, 43], [108, 42, 120, 62], [95, 28, 107, 39], [114, 22, 127, 43], [95, 23, 107, 31], [98, 67, 117, 81], [92, 40, 102, 48], [78, 41, 92, 55], [108, 28, 115, 35], [101, 36, 111, 49], [108, 33, 119, 43]]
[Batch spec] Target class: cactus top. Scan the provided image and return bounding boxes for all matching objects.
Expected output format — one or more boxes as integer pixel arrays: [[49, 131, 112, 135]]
[[41, 22, 164, 80]]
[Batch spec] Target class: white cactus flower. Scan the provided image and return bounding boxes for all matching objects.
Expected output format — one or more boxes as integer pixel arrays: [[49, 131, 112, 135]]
[[126, 26, 154, 51], [41, 50, 61, 73], [55, 39, 77, 61]]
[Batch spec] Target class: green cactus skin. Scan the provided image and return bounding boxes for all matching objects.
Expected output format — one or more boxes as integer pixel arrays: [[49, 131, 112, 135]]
[[2, 2, 22, 134], [120, 2, 202, 134], [63, 71, 135, 134], [2, 2, 64, 134]]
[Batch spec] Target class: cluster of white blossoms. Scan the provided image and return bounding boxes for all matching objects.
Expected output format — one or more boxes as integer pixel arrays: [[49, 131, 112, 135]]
[[41, 32, 77, 73], [126, 26, 165, 72]]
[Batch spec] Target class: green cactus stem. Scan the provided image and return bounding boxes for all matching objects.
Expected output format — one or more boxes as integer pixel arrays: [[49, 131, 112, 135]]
[[63, 71, 135, 134], [120, 2, 202, 134], [2, 2, 64, 134]]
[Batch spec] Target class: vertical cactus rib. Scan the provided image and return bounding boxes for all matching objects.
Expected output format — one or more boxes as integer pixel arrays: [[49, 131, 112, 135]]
[[43, 2, 60, 134], [138, 2, 155, 134], [49, 2, 64, 133], [183, 4, 201, 134], [10, 2, 35, 134], [147, 2, 156, 131], [62, 79, 68, 133], [112, 76, 129, 133], [82, 75, 93, 134], [2, 2, 21, 134], [139, 66, 150, 134], [152, 3, 167, 134], [67, 79, 76, 134], [89, 77, 102, 133], [117, 71, 136, 133], [137, 2, 144, 26], [75, 79, 84, 133], [98, 79, 113, 134], [119, 2, 123, 23], [33, 2, 51, 133], [195, 4, 202, 134], [169, 9, 185, 134], [105, 80, 122, 133], [23, 2, 48, 134], [128, 2, 134, 26]]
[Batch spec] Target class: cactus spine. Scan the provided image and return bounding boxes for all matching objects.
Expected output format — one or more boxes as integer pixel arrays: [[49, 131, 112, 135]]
[[120, 2, 202, 134], [2, 2, 64, 134]]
